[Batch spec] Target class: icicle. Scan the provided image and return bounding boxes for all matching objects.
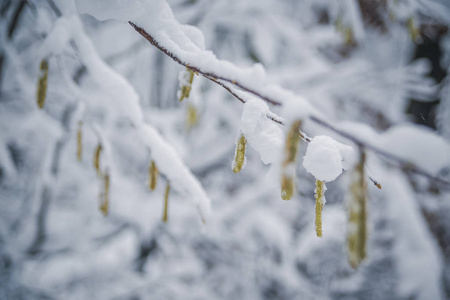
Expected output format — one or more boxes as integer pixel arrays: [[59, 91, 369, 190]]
[[77, 121, 83, 162], [93, 144, 102, 176], [232, 132, 247, 173], [36, 59, 49, 109], [162, 182, 170, 223], [178, 68, 195, 101], [281, 120, 301, 200], [315, 180, 326, 237], [99, 172, 110, 216], [148, 160, 158, 191], [347, 150, 368, 269]]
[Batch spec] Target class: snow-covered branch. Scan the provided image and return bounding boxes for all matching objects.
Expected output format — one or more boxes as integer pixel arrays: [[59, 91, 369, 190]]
[[128, 22, 450, 189]]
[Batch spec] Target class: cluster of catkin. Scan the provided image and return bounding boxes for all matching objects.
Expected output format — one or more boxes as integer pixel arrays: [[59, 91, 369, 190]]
[[231, 119, 371, 268]]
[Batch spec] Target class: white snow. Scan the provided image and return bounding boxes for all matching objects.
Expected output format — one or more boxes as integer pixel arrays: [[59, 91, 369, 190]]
[[280, 96, 317, 126], [77, 0, 267, 92], [42, 16, 143, 124], [303, 135, 349, 182], [240, 99, 283, 164], [382, 169, 444, 300], [379, 124, 450, 174], [40, 14, 211, 223], [139, 124, 211, 222]]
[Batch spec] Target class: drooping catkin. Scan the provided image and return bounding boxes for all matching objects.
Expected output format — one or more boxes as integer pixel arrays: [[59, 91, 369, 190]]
[[315, 180, 326, 237], [148, 160, 158, 191], [347, 150, 368, 269], [77, 121, 83, 162], [281, 120, 301, 200], [162, 182, 170, 223], [179, 68, 195, 101], [36, 59, 49, 109], [232, 133, 247, 173], [407, 17, 420, 43], [334, 15, 355, 46], [93, 144, 102, 176], [186, 103, 198, 130], [99, 172, 110, 216]]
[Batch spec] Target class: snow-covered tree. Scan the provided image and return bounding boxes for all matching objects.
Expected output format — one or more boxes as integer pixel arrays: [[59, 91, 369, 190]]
[[1, 0, 450, 299]]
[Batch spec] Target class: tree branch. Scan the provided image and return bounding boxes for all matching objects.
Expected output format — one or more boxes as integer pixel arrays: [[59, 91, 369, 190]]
[[129, 22, 450, 189]]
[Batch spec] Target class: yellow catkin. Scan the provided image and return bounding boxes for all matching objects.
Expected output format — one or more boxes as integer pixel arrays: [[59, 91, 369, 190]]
[[179, 69, 195, 101], [93, 144, 102, 176], [36, 59, 49, 109], [281, 174, 294, 200], [162, 182, 170, 223], [99, 172, 110, 216], [149, 160, 158, 191], [347, 150, 368, 269], [281, 120, 301, 200], [343, 27, 355, 46], [233, 134, 247, 173], [186, 103, 198, 130], [335, 15, 354, 46], [315, 180, 325, 237], [407, 17, 420, 43], [77, 121, 83, 162]]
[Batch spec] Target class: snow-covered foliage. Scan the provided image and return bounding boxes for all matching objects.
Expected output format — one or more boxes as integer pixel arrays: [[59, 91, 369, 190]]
[[1, 0, 450, 299]]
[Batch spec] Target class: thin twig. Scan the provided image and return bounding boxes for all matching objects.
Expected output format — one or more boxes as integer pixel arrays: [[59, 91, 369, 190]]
[[129, 22, 450, 189], [129, 22, 281, 106], [309, 116, 450, 187]]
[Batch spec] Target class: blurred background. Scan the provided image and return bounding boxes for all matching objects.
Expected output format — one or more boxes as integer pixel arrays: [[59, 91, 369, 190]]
[[1, 0, 450, 299]]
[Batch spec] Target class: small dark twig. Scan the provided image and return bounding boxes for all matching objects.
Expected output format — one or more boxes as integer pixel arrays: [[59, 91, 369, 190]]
[[309, 116, 450, 188], [129, 22, 450, 189], [129, 22, 281, 106]]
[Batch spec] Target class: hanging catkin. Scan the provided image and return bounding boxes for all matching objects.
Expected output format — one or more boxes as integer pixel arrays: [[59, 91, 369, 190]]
[[407, 17, 420, 43], [99, 172, 110, 216], [315, 180, 326, 237], [281, 120, 301, 200], [93, 144, 102, 176], [179, 68, 195, 101], [186, 103, 198, 130], [347, 150, 368, 269], [77, 121, 83, 162], [148, 160, 158, 191], [162, 182, 170, 223], [232, 133, 247, 173], [36, 59, 49, 109]]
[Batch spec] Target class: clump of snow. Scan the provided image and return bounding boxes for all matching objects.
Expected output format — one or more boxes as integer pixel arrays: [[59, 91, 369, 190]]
[[379, 124, 450, 174], [334, 140, 356, 170], [303, 136, 348, 182], [240, 99, 283, 164]]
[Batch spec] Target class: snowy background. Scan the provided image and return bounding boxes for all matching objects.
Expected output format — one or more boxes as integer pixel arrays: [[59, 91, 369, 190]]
[[1, 0, 450, 299]]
